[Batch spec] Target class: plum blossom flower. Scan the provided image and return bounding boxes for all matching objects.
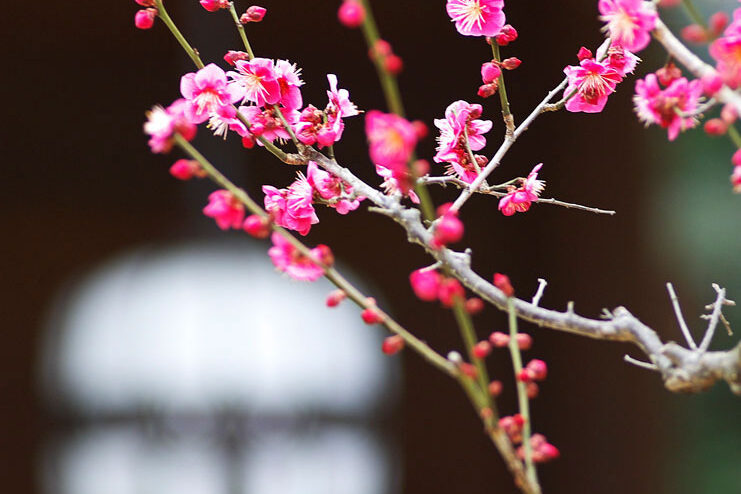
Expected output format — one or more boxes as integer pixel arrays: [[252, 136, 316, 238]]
[[710, 11, 741, 89], [144, 99, 197, 153], [306, 161, 363, 214], [268, 233, 325, 282], [203, 190, 245, 230], [366, 111, 418, 171], [229, 58, 282, 107], [365, 111, 420, 196], [433, 100, 492, 183], [180, 64, 242, 124], [262, 176, 319, 236], [376, 165, 420, 203], [605, 44, 640, 77], [293, 75, 358, 147], [563, 58, 622, 113], [239, 105, 298, 145], [446, 0, 505, 37], [274, 60, 304, 110], [598, 0, 658, 53], [498, 163, 545, 216], [633, 73, 703, 140]]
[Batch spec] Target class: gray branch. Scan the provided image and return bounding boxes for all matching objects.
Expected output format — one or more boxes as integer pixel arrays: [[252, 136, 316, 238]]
[[304, 148, 741, 396], [653, 17, 741, 115]]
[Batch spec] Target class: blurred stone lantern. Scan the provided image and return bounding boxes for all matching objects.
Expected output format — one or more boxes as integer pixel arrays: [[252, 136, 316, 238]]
[[40, 240, 399, 494]]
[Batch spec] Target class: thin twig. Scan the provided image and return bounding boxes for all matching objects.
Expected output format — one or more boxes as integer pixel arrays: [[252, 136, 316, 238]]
[[624, 355, 658, 371], [532, 279, 548, 307], [699, 284, 727, 352], [666, 282, 698, 350]]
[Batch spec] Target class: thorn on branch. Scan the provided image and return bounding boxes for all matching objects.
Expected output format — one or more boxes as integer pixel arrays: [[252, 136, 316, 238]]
[[666, 282, 698, 350], [531, 278, 548, 307], [624, 354, 658, 371]]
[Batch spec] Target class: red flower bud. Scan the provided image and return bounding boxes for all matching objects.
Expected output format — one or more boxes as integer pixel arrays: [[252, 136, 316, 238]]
[[500, 57, 521, 70], [493, 273, 514, 297], [325, 289, 347, 307], [242, 214, 271, 239], [361, 308, 384, 324], [381, 335, 405, 355], [489, 331, 510, 347], [473, 341, 492, 359], [465, 297, 484, 315]]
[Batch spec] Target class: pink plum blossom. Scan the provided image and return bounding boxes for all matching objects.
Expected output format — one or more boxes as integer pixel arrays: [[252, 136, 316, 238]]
[[203, 190, 245, 230], [179, 64, 242, 124], [605, 45, 640, 77], [262, 177, 319, 236], [306, 161, 363, 215], [325, 74, 360, 144], [433, 100, 492, 183], [731, 165, 741, 193], [376, 165, 420, 203], [144, 99, 197, 154], [710, 11, 741, 89], [633, 73, 703, 140], [446, 0, 505, 37], [239, 105, 297, 145], [275, 60, 304, 110], [498, 163, 545, 216], [409, 269, 442, 302], [229, 58, 282, 107], [366, 111, 418, 171], [293, 75, 358, 147], [268, 233, 325, 282], [200, 0, 229, 12], [563, 58, 622, 113], [598, 0, 658, 53]]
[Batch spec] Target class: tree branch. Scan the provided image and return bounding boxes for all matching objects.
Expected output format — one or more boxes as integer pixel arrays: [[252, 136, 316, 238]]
[[306, 148, 741, 396], [652, 17, 741, 115]]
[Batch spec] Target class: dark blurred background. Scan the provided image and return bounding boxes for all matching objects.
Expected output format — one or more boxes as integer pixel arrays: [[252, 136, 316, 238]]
[[2, 1, 740, 493]]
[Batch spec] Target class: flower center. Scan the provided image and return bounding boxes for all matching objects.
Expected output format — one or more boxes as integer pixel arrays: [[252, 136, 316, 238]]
[[194, 89, 223, 114], [452, 0, 487, 31]]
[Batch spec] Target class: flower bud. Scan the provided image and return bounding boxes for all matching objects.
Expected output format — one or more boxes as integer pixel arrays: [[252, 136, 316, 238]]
[[656, 62, 681, 86], [338, 0, 365, 28], [516, 332, 533, 350], [473, 341, 492, 359], [224, 50, 250, 66], [460, 362, 478, 379], [382, 335, 405, 355], [313, 244, 335, 266], [477, 82, 499, 99], [465, 297, 484, 314], [438, 278, 465, 307], [710, 11, 729, 36], [495, 24, 518, 45], [721, 104, 738, 124], [493, 273, 514, 297], [134, 8, 156, 30], [500, 57, 521, 70], [169, 159, 204, 180], [525, 359, 548, 380], [241, 5, 266, 23], [409, 268, 441, 302], [731, 165, 741, 193], [361, 308, 384, 324], [577, 46, 593, 61], [432, 213, 464, 247], [242, 214, 270, 239], [488, 380, 503, 397], [701, 72, 723, 96], [325, 289, 347, 307], [384, 54, 404, 75], [199, 0, 229, 12], [481, 62, 502, 84], [526, 382, 539, 399], [489, 331, 510, 347], [704, 118, 728, 136], [135, 0, 156, 6], [681, 24, 708, 43]]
